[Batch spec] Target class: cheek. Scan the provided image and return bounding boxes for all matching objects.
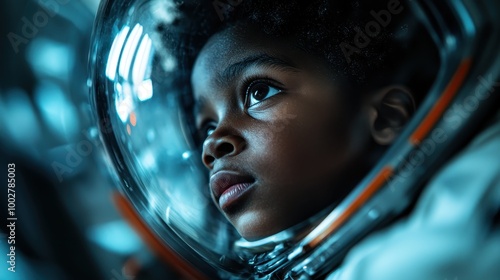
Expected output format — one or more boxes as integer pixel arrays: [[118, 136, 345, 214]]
[[246, 81, 362, 177], [245, 121, 304, 181], [249, 104, 350, 181]]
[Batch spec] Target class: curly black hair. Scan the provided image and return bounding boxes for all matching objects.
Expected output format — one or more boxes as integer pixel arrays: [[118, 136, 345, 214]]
[[155, 0, 438, 107]]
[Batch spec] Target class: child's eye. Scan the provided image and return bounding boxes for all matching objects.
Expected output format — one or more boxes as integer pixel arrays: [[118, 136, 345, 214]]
[[245, 81, 283, 107], [200, 123, 215, 140]]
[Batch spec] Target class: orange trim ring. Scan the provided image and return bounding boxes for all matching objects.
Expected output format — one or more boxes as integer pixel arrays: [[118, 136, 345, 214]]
[[112, 192, 209, 280], [308, 167, 394, 248], [410, 58, 473, 145], [303, 60, 472, 251]]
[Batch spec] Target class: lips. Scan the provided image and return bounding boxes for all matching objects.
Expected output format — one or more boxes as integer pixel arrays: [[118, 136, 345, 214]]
[[210, 170, 255, 210]]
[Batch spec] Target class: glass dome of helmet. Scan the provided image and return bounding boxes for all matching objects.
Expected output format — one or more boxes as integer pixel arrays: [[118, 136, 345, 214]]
[[89, 0, 500, 278], [90, 1, 248, 277]]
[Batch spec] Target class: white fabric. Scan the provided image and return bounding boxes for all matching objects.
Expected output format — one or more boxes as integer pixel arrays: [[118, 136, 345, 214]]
[[330, 116, 500, 280]]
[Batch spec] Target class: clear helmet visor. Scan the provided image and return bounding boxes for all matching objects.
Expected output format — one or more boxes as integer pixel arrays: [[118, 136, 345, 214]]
[[91, 0, 245, 275], [89, 0, 500, 278]]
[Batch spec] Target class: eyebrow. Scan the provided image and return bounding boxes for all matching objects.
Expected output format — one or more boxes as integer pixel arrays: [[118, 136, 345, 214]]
[[216, 53, 299, 88]]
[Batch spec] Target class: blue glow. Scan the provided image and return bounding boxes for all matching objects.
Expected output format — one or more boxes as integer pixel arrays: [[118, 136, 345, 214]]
[[141, 150, 157, 170], [87, 220, 143, 255], [453, 0, 476, 37], [445, 35, 457, 49], [1, 88, 42, 145], [182, 151, 191, 159], [26, 38, 74, 79], [34, 81, 79, 140]]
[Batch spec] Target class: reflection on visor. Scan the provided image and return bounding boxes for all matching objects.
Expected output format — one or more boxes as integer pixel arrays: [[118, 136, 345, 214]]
[[98, 1, 239, 266]]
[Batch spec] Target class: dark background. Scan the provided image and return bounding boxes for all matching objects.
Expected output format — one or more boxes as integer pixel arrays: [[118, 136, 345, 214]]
[[0, 1, 164, 279]]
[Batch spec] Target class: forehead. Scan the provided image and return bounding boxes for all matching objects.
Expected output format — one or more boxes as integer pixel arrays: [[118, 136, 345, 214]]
[[194, 25, 278, 70], [191, 26, 304, 99], [194, 26, 249, 69]]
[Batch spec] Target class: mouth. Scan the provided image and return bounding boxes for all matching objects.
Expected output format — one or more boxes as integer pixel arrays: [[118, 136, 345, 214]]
[[210, 170, 256, 211]]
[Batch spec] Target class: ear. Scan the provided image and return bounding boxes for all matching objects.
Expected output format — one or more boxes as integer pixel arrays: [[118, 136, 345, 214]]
[[367, 87, 415, 145]]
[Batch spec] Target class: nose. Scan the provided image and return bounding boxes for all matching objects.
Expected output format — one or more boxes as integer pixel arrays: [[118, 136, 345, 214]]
[[202, 130, 246, 169]]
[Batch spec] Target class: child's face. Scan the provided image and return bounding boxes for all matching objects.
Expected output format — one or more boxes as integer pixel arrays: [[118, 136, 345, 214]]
[[191, 26, 372, 240]]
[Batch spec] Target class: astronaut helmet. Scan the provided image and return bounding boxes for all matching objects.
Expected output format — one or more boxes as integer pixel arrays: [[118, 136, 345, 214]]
[[89, 0, 500, 279]]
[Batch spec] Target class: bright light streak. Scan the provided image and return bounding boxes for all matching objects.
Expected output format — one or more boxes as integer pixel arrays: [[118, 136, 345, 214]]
[[132, 34, 152, 84], [137, 79, 153, 101], [106, 26, 130, 80], [118, 24, 143, 80]]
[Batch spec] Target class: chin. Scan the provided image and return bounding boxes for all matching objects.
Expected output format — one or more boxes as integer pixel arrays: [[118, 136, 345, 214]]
[[231, 210, 290, 241]]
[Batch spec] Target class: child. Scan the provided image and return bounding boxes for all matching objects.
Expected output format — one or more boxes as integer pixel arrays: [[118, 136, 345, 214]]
[[181, 0, 437, 241]]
